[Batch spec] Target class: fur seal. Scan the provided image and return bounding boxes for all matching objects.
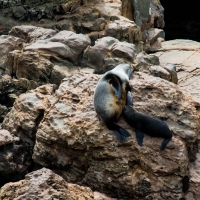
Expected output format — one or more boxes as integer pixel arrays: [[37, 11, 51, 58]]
[[94, 64, 133, 142], [123, 94, 172, 150]]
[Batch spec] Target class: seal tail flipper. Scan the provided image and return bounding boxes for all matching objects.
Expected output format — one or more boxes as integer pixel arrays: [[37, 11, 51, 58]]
[[160, 138, 171, 151], [106, 122, 131, 142], [136, 130, 144, 146]]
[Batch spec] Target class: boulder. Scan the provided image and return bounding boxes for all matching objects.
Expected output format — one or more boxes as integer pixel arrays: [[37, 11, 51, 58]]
[[0, 129, 33, 187], [3, 70, 199, 199], [0, 35, 23, 70], [3, 27, 91, 86], [0, 75, 38, 121], [9, 25, 57, 43], [2, 84, 57, 154], [82, 36, 136, 73], [0, 167, 115, 200], [154, 39, 200, 102]]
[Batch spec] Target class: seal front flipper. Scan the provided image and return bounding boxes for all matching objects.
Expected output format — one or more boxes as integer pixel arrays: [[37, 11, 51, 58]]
[[136, 130, 144, 146], [160, 138, 171, 151], [108, 74, 122, 99], [106, 122, 131, 142], [126, 91, 133, 106]]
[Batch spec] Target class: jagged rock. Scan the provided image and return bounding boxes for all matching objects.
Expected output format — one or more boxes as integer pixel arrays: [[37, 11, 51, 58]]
[[2, 84, 57, 154], [9, 25, 57, 43], [0, 1, 145, 52], [163, 63, 178, 84], [0, 129, 13, 146], [149, 65, 170, 81], [144, 28, 165, 52], [0, 35, 23, 70], [135, 51, 160, 70], [48, 30, 91, 62], [103, 18, 142, 51], [185, 146, 200, 200], [3, 70, 199, 199], [0, 104, 8, 122], [0, 129, 33, 187], [3, 27, 91, 86], [82, 36, 136, 73], [0, 168, 115, 200], [134, 51, 179, 84], [149, 0, 165, 28], [154, 39, 200, 102], [0, 75, 38, 121], [121, 0, 165, 52]]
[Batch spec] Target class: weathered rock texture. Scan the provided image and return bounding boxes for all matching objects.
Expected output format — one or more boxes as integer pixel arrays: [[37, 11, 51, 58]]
[[122, 0, 165, 52], [0, 0, 165, 52], [0, 129, 33, 187], [0, 167, 115, 200], [82, 36, 136, 73], [1, 1, 200, 200], [3, 69, 200, 199], [154, 39, 200, 103], [0, 74, 38, 122], [152, 39, 200, 199]]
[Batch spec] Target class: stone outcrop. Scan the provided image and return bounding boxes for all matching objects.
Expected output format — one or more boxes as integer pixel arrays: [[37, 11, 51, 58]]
[[151, 39, 200, 199], [154, 39, 200, 103], [1, 27, 92, 87], [82, 36, 136, 73], [0, 129, 33, 187], [0, 74, 38, 122], [0, 168, 115, 200], [2, 68, 199, 199], [0, 0, 165, 53], [1, 1, 200, 200]]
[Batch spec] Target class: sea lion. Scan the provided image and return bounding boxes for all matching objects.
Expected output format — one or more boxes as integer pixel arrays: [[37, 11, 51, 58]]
[[94, 64, 133, 142], [123, 93, 172, 150]]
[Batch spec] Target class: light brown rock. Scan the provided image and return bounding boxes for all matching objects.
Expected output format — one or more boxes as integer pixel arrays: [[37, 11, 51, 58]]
[[154, 39, 200, 103], [0, 129, 13, 146], [82, 36, 136, 73], [0, 35, 23, 70], [3, 70, 199, 198], [9, 25, 57, 43], [0, 130, 33, 186], [0, 168, 115, 200]]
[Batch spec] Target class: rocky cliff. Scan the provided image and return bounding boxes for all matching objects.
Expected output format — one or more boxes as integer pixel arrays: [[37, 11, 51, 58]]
[[0, 0, 199, 200]]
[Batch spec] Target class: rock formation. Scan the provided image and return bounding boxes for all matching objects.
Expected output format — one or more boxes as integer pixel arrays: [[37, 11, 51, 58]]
[[0, 0, 199, 199], [0, 168, 116, 200]]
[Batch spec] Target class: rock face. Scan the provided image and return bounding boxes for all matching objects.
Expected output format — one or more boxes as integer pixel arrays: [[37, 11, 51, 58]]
[[0, 0, 164, 53], [82, 36, 136, 73], [152, 39, 200, 199], [0, 167, 115, 200], [154, 39, 200, 103], [0, 1, 200, 200], [0, 129, 33, 187], [3, 68, 200, 199]]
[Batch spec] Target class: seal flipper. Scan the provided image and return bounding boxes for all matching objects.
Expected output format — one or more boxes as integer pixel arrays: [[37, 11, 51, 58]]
[[126, 91, 133, 106], [136, 130, 144, 146], [109, 75, 122, 99], [160, 138, 171, 151], [106, 122, 131, 142]]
